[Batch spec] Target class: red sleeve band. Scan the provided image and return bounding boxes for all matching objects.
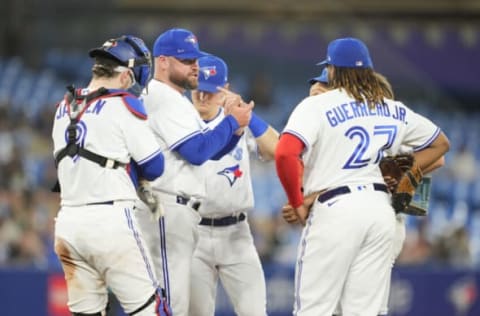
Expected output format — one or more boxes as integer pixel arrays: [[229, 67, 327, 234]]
[[274, 133, 305, 208]]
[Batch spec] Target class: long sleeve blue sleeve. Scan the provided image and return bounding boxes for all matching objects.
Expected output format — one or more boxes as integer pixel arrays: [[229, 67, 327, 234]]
[[129, 152, 165, 185], [211, 133, 241, 160], [175, 115, 240, 165]]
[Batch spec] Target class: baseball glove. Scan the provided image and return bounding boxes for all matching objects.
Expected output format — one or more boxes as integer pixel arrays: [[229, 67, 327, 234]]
[[379, 154, 424, 215]]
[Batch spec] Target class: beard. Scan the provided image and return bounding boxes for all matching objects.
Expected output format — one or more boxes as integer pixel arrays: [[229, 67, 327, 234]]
[[170, 72, 198, 90]]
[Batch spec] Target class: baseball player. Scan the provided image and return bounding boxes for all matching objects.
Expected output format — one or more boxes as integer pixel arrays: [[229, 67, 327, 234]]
[[275, 37, 450, 315], [133, 28, 253, 316], [308, 67, 329, 96], [188, 55, 279, 316], [51, 35, 170, 315], [306, 70, 446, 316]]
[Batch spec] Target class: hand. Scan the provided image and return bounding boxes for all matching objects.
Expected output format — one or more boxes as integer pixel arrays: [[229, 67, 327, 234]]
[[219, 87, 243, 114], [137, 180, 164, 220], [294, 205, 309, 226], [282, 204, 310, 226], [218, 87, 254, 128], [282, 204, 301, 225], [281, 191, 321, 226], [383, 175, 398, 193], [137, 180, 158, 212], [230, 100, 253, 128]]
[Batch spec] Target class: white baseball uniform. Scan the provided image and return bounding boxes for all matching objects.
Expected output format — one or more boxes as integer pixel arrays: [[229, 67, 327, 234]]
[[134, 79, 206, 316], [52, 89, 162, 314], [189, 107, 267, 316], [282, 89, 440, 315]]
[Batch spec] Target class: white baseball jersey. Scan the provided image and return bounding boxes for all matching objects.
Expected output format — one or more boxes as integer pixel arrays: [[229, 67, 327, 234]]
[[284, 89, 440, 195], [142, 79, 208, 199], [283, 88, 441, 315], [197, 108, 256, 216], [52, 90, 162, 205], [190, 108, 267, 316]]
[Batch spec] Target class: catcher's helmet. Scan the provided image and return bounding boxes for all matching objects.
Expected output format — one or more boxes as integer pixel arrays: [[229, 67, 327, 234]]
[[89, 35, 152, 87]]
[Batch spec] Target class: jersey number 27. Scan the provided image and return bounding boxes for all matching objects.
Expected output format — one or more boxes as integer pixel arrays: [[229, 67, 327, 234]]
[[343, 125, 397, 169]]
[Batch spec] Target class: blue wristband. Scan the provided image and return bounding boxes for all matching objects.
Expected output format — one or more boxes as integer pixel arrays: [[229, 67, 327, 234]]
[[249, 112, 269, 137]]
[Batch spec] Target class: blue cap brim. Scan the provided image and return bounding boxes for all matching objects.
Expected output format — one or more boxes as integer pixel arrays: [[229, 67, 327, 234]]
[[174, 50, 209, 59], [309, 76, 328, 85], [197, 82, 221, 93], [316, 60, 328, 66]]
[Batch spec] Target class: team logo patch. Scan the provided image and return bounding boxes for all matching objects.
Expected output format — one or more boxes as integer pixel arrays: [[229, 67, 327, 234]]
[[201, 66, 217, 79], [185, 34, 198, 45], [217, 164, 243, 186], [102, 39, 117, 48]]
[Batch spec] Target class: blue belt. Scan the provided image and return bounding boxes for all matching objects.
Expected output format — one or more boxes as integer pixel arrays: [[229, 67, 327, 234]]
[[199, 213, 246, 227], [318, 183, 388, 203]]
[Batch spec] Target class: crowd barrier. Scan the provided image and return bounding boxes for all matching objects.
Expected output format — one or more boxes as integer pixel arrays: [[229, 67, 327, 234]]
[[1, 265, 478, 315]]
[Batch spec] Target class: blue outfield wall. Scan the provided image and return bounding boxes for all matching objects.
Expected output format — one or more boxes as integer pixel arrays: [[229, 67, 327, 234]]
[[0, 265, 479, 316]]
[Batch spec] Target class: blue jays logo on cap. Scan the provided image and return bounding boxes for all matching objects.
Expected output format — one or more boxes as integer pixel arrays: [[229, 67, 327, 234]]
[[185, 34, 198, 44], [153, 28, 208, 59], [317, 37, 373, 69], [217, 164, 243, 186], [201, 66, 217, 79], [198, 55, 228, 93]]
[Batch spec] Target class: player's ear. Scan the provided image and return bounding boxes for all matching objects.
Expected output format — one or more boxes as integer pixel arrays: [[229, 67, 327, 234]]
[[155, 55, 169, 70], [119, 70, 133, 89]]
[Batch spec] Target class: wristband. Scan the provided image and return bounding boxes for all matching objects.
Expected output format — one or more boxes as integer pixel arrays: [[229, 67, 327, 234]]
[[249, 112, 269, 137]]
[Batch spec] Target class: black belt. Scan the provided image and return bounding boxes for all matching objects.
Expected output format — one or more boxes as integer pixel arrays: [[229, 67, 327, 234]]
[[86, 201, 114, 206], [199, 212, 246, 227], [318, 183, 388, 203], [176, 196, 201, 211]]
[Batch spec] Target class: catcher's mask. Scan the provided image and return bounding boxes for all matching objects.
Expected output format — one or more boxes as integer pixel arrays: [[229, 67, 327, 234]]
[[89, 35, 152, 88]]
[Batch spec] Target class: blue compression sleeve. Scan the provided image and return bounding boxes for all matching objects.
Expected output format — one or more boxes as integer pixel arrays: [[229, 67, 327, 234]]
[[248, 112, 269, 137], [211, 133, 241, 160], [176, 115, 240, 165], [138, 152, 165, 181]]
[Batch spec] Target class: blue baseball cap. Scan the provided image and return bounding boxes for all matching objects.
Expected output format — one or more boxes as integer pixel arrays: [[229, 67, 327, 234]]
[[309, 67, 328, 85], [197, 55, 228, 93], [153, 28, 208, 59], [317, 37, 373, 68]]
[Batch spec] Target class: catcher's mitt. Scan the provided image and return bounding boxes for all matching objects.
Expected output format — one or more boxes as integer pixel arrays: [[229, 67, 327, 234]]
[[379, 154, 424, 215]]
